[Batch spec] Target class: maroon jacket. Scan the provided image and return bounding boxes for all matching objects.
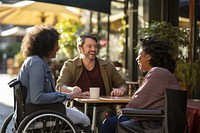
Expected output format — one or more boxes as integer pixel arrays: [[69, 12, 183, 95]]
[[126, 67, 180, 109]]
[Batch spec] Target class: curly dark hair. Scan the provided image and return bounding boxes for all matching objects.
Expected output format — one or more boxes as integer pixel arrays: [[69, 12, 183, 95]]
[[76, 32, 99, 47], [139, 36, 176, 73], [21, 24, 60, 58]]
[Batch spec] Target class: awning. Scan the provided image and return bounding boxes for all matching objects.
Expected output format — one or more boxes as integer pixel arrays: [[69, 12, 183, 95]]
[[33, 0, 111, 14]]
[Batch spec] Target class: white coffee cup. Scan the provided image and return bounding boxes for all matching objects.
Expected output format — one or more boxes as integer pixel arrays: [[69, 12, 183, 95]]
[[90, 87, 100, 99]]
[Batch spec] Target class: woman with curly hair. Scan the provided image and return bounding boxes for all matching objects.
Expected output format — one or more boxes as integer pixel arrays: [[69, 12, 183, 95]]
[[100, 36, 181, 133], [18, 24, 90, 127]]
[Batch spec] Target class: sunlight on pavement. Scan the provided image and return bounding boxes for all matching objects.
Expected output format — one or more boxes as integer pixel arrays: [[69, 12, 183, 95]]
[[0, 74, 16, 107], [0, 74, 16, 131]]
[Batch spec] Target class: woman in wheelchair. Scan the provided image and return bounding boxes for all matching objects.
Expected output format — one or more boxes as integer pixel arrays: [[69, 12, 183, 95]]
[[16, 25, 90, 131], [100, 36, 181, 133]]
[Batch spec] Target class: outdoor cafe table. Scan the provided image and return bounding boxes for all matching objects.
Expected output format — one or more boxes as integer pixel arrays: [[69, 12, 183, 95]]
[[74, 96, 132, 132]]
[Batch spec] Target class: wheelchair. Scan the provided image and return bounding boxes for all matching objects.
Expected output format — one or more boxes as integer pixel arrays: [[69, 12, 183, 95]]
[[1, 79, 90, 133]]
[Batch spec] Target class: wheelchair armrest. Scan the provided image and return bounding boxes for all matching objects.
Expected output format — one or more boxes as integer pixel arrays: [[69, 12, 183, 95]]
[[8, 78, 21, 88], [121, 108, 164, 117]]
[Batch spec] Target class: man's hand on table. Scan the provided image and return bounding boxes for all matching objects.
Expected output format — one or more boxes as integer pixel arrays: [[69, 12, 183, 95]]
[[110, 88, 125, 96]]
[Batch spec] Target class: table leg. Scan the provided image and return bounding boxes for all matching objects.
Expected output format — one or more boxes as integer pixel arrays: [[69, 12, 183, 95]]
[[84, 103, 88, 115], [70, 100, 74, 107], [91, 103, 97, 132]]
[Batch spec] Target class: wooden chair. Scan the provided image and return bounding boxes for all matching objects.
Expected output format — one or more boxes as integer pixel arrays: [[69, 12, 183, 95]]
[[126, 81, 140, 96]]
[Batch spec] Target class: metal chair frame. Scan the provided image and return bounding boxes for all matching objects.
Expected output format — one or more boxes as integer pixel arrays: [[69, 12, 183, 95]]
[[118, 88, 188, 133]]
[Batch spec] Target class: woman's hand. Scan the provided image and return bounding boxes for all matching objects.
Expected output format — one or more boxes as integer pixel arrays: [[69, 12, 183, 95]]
[[72, 86, 82, 93], [70, 91, 90, 99]]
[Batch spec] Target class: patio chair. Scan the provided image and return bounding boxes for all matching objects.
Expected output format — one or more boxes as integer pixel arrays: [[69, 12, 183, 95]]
[[117, 88, 188, 133]]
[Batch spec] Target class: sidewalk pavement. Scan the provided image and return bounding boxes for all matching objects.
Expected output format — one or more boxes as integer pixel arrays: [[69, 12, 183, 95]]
[[0, 74, 16, 131]]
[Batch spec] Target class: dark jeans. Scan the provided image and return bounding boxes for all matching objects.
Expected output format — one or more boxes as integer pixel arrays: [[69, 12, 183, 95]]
[[100, 116, 162, 133], [77, 104, 116, 129], [100, 116, 129, 133]]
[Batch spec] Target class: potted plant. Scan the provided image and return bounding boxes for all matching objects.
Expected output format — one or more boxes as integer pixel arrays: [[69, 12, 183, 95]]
[[176, 62, 200, 89], [50, 19, 83, 81], [138, 21, 200, 98], [55, 19, 83, 61], [138, 21, 189, 62]]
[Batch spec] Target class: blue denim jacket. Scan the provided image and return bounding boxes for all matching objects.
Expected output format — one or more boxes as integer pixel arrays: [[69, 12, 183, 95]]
[[18, 55, 70, 104]]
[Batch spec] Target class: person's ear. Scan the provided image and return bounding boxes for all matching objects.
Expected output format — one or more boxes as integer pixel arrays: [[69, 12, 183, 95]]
[[147, 55, 151, 60], [78, 46, 82, 53]]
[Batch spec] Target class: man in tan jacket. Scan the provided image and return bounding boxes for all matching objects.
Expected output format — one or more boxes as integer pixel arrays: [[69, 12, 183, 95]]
[[56, 32, 128, 129]]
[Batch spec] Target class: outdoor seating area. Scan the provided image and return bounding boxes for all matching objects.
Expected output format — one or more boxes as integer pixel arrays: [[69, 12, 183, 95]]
[[70, 89, 200, 133], [0, 0, 200, 133]]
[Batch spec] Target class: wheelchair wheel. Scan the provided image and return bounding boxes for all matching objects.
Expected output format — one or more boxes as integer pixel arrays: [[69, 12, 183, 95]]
[[1, 112, 15, 133], [17, 110, 78, 133]]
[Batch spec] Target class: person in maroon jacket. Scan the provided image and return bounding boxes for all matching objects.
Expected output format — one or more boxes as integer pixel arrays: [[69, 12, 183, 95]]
[[100, 36, 181, 133]]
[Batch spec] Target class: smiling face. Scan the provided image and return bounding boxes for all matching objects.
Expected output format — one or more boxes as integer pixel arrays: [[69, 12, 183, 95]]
[[136, 48, 153, 72], [78, 38, 98, 60]]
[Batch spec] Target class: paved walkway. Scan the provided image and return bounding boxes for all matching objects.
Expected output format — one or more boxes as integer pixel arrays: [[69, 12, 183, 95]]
[[0, 74, 16, 131]]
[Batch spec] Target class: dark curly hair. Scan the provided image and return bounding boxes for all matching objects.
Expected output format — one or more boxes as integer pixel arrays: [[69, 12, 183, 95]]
[[21, 24, 60, 58], [139, 36, 176, 73]]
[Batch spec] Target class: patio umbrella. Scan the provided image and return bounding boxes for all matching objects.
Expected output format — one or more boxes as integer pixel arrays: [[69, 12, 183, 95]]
[[0, 1, 81, 26], [0, 3, 13, 11]]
